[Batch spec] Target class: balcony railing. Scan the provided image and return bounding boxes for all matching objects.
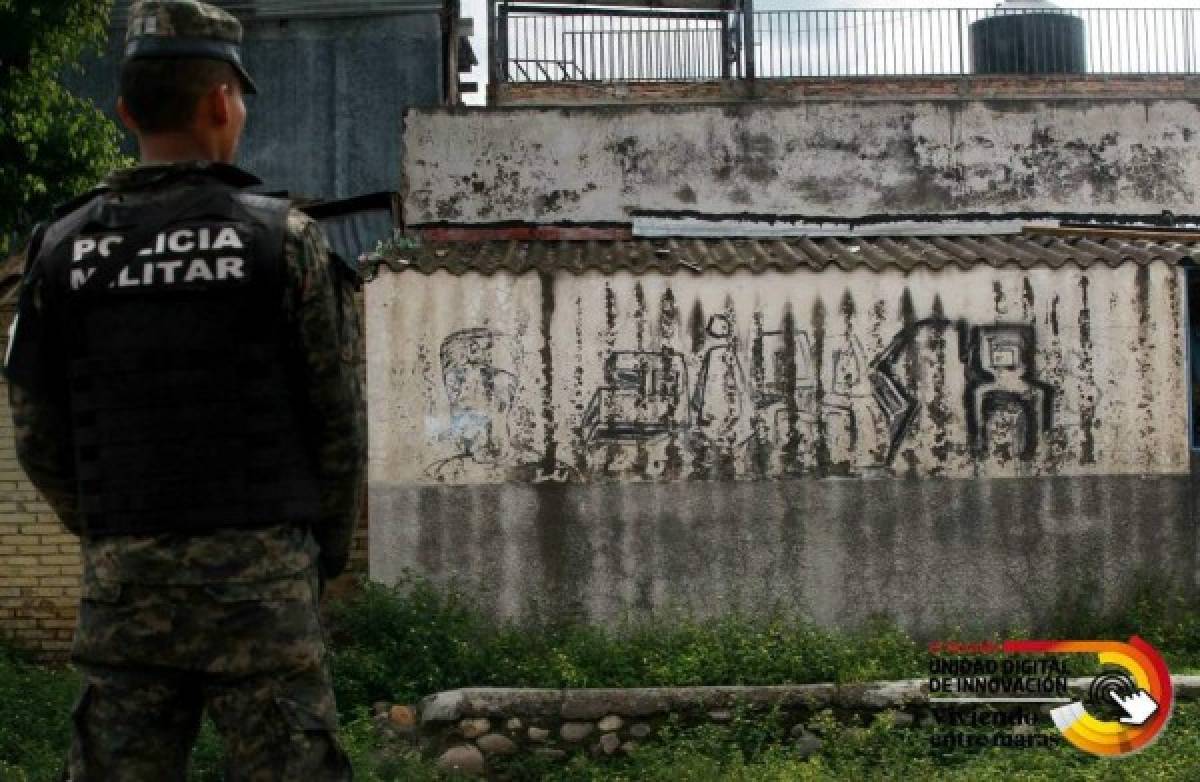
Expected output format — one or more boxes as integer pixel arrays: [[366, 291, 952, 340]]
[[492, 5, 1200, 84], [496, 4, 734, 82]]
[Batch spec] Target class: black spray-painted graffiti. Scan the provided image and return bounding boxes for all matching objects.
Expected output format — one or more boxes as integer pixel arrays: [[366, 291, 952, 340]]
[[577, 313, 907, 473], [751, 318, 891, 466], [425, 312, 1057, 481], [964, 324, 1055, 460], [870, 319, 1055, 464], [425, 328, 577, 483], [581, 348, 690, 442]]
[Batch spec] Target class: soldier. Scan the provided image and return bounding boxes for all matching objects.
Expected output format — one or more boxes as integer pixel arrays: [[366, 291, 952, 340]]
[[4, 1, 365, 779]]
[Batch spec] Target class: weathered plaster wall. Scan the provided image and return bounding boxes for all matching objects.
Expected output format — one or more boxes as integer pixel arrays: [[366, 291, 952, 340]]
[[366, 263, 1195, 633], [493, 75, 1200, 107], [403, 100, 1200, 223]]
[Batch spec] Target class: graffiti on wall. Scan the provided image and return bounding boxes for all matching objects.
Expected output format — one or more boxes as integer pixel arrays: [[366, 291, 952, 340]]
[[870, 319, 1056, 465], [581, 348, 690, 443], [964, 324, 1055, 460], [424, 328, 577, 483], [421, 307, 1060, 482]]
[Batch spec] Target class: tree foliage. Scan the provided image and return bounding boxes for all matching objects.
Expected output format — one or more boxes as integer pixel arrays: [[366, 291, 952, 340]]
[[1, 0, 128, 255]]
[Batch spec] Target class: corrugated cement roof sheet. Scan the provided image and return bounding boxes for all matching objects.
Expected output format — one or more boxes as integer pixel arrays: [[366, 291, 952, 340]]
[[389, 232, 1200, 275]]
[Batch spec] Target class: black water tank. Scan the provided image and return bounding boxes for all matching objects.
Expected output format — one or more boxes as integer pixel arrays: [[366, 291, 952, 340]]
[[970, 2, 1086, 74]]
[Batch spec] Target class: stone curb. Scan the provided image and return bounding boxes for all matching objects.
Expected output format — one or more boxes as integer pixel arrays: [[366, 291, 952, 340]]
[[407, 675, 1200, 777], [420, 676, 1200, 724]]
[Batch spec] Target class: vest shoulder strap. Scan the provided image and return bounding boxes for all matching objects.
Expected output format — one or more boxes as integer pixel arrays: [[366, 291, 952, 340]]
[[231, 192, 289, 295], [40, 191, 110, 260], [233, 192, 290, 248], [50, 185, 111, 220]]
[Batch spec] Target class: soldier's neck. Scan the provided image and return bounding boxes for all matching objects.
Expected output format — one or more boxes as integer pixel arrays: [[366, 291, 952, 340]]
[[138, 133, 231, 166]]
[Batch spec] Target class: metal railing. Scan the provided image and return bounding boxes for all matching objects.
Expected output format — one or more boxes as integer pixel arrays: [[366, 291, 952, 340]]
[[493, 6, 1200, 84], [755, 7, 1196, 77], [496, 4, 736, 82]]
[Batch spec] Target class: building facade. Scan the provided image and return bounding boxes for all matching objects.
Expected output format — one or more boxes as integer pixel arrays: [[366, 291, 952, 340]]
[[365, 96, 1200, 634], [69, 0, 468, 199]]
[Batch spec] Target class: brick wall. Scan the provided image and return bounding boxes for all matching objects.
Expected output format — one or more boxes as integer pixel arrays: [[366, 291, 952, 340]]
[[0, 259, 81, 659], [0, 256, 369, 661], [493, 73, 1200, 106]]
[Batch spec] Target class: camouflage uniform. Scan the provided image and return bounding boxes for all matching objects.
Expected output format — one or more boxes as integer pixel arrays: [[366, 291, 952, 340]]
[[5, 3, 364, 780], [123, 0, 259, 94]]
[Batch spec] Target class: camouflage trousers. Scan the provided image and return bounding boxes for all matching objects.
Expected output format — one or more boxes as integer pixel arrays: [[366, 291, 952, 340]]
[[64, 567, 351, 781]]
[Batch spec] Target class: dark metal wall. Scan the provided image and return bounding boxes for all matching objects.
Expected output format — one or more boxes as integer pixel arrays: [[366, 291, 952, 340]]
[[68, 2, 446, 199]]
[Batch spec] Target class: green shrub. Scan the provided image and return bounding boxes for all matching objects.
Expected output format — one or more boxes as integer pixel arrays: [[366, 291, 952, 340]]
[[6, 574, 1200, 781], [325, 577, 928, 713], [338, 709, 447, 782]]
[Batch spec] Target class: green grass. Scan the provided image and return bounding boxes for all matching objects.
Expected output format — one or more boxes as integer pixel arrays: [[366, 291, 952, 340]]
[[4, 575, 1200, 781], [0, 645, 78, 782], [325, 576, 1200, 712]]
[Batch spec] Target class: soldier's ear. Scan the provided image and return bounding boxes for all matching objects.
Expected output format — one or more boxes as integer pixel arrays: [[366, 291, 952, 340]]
[[204, 83, 233, 127], [116, 96, 141, 134]]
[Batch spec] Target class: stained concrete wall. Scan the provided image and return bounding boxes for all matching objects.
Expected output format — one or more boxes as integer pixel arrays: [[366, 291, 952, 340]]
[[366, 263, 1196, 634], [493, 75, 1200, 107], [403, 99, 1200, 223], [68, 11, 444, 199]]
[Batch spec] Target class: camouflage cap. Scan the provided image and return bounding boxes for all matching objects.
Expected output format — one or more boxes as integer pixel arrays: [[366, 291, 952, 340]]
[[124, 1, 258, 94]]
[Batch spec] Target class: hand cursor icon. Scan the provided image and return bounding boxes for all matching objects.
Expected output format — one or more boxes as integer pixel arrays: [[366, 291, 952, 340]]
[[1109, 689, 1159, 726]]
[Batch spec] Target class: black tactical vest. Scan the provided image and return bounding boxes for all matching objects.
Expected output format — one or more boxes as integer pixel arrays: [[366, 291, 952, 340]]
[[36, 172, 322, 537]]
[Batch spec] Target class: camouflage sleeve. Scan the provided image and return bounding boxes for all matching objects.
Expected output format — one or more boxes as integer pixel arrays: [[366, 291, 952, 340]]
[[10, 383, 79, 533], [6, 239, 81, 534], [282, 210, 366, 579]]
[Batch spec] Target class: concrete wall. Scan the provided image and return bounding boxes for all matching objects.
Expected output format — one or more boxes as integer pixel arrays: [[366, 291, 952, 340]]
[[366, 262, 1197, 634], [494, 75, 1200, 107], [403, 99, 1200, 224], [69, 12, 444, 199]]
